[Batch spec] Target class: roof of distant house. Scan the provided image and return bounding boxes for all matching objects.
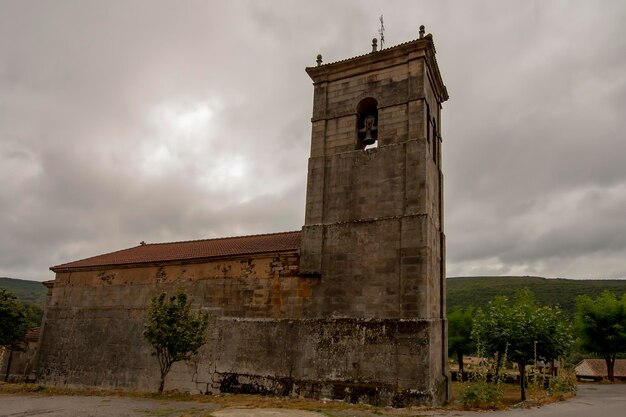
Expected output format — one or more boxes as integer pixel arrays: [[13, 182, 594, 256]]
[[575, 359, 626, 378], [25, 327, 40, 342], [51, 231, 301, 272]]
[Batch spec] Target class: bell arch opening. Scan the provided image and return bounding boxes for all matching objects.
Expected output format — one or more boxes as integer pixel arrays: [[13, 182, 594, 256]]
[[356, 97, 379, 150]]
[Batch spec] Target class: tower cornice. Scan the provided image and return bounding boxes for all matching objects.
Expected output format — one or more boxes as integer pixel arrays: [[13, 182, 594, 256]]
[[306, 37, 449, 103]]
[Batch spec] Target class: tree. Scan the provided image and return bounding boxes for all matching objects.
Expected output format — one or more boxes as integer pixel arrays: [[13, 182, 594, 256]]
[[471, 296, 512, 380], [575, 291, 626, 382], [473, 289, 572, 401], [448, 305, 475, 380], [143, 291, 209, 392], [0, 288, 29, 381], [21, 301, 44, 328]]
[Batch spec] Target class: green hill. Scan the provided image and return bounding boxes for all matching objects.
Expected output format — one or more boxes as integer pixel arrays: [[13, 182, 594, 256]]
[[447, 276, 626, 316], [0, 277, 47, 305]]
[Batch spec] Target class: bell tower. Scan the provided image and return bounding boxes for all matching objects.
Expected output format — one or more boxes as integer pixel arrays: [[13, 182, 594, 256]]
[[300, 27, 449, 403]]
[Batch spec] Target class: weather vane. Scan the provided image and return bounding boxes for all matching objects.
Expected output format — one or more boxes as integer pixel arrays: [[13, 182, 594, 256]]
[[379, 15, 385, 49]]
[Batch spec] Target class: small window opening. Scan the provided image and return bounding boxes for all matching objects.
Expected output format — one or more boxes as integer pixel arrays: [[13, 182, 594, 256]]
[[432, 121, 438, 164], [356, 97, 378, 150], [426, 105, 431, 144]]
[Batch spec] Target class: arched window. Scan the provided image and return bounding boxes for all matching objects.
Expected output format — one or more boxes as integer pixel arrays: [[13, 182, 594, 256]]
[[356, 97, 378, 149]]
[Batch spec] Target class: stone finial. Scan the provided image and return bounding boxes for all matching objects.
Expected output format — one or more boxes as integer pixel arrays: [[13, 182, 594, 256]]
[[419, 25, 425, 39], [140, 241, 146, 246], [316, 54, 323, 66], [372, 38, 378, 52]]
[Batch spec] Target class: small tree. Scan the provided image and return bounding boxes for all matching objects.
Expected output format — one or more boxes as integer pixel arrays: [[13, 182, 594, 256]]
[[473, 289, 572, 401], [143, 291, 209, 392], [21, 301, 44, 328], [575, 291, 626, 382], [0, 288, 29, 381], [448, 305, 475, 380], [472, 296, 512, 379]]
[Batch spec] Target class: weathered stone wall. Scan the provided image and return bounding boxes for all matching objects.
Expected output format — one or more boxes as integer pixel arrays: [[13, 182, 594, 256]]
[[300, 37, 448, 405], [205, 317, 447, 406], [302, 215, 442, 320], [46, 253, 310, 319], [37, 252, 316, 391], [37, 254, 445, 405], [1, 341, 38, 383]]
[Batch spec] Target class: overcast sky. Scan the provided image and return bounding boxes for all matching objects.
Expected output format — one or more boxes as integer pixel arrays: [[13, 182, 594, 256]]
[[1, 0, 625, 281]]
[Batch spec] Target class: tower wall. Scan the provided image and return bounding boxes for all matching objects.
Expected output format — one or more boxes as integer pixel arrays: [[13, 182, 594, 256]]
[[301, 35, 449, 403]]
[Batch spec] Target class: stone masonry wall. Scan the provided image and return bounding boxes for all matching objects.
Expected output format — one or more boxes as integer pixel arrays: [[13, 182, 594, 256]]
[[37, 251, 445, 405], [38, 253, 311, 389], [300, 37, 448, 405], [1, 341, 38, 383]]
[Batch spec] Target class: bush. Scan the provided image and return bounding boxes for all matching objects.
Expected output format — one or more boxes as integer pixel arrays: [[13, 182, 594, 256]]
[[547, 370, 577, 400], [460, 380, 503, 409], [460, 346, 505, 409]]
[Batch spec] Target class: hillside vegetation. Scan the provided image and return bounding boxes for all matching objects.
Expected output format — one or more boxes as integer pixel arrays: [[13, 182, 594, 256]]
[[447, 276, 626, 316], [0, 277, 47, 305]]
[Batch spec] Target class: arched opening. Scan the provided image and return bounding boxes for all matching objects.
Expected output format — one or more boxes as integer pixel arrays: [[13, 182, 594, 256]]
[[356, 97, 379, 149]]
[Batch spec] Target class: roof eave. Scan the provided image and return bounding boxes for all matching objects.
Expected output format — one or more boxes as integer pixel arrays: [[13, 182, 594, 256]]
[[50, 248, 301, 274]]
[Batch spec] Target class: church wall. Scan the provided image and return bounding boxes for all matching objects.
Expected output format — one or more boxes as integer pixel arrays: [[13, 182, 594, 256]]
[[201, 317, 445, 406], [46, 253, 311, 319], [37, 252, 313, 390], [37, 250, 445, 405]]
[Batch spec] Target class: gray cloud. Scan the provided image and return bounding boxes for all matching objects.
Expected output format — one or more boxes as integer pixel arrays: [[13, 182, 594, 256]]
[[1, 0, 626, 281]]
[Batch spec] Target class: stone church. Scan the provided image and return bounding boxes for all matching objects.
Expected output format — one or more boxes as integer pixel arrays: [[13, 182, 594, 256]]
[[38, 28, 449, 406]]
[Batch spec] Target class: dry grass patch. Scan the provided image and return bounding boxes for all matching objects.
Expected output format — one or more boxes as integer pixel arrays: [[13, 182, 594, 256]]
[[449, 380, 575, 410], [0, 384, 390, 416], [0, 381, 575, 416]]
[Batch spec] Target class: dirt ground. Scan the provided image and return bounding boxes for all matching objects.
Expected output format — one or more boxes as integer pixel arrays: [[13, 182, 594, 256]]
[[1, 384, 625, 417]]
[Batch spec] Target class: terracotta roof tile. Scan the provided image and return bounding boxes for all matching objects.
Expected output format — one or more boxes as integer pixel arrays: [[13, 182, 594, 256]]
[[51, 231, 301, 271], [25, 327, 40, 342], [575, 359, 626, 378]]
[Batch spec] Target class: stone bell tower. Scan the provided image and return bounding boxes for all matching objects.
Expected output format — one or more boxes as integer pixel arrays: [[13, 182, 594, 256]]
[[300, 27, 449, 404]]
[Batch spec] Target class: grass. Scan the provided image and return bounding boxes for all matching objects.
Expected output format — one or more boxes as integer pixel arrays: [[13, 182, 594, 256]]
[[0, 380, 576, 416]]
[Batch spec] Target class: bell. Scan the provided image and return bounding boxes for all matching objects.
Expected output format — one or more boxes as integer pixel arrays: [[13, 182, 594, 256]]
[[360, 114, 377, 146], [362, 130, 376, 146]]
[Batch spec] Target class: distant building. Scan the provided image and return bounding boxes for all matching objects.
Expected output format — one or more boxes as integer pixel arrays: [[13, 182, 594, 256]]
[[0, 327, 40, 382], [575, 359, 626, 381]]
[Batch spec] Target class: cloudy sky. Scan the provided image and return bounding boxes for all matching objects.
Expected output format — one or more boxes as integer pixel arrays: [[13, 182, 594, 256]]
[[1, 0, 625, 281]]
